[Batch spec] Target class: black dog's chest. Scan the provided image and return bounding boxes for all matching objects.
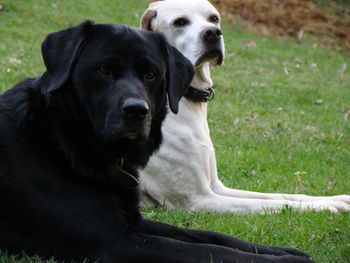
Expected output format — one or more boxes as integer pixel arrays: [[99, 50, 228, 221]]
[[0, 123, 140, 229]]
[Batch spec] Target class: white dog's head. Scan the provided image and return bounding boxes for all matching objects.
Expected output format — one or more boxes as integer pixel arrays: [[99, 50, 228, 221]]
[[141, 0, 225, 90]]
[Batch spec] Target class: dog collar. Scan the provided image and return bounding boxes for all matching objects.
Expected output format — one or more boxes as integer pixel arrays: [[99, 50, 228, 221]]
[[106, 158, 139, 189], [184, 87, 215, 103]]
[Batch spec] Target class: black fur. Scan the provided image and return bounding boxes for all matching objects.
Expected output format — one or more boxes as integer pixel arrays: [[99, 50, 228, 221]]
[[0, 21, 315, 263]]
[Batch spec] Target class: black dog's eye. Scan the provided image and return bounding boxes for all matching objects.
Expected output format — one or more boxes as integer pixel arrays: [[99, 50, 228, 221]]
[[144, 70, 157, 80], [209, 15, 219, 23], [97, 65, 111, 75], [173, 18, 189, 27]]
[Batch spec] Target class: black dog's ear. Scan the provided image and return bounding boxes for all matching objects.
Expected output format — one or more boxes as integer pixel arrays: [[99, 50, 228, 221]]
[[165, 43, 194, 114], [41, 20, 94, 93]]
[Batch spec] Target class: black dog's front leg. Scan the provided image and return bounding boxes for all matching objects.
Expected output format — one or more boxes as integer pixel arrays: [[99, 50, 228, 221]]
[[110, 231, 314, 263], [138, 219, 315, 261]]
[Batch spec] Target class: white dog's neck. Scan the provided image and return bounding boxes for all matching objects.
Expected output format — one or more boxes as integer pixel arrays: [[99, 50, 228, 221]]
[[190, 62, 213, 90], [178, 61, 212, 118]]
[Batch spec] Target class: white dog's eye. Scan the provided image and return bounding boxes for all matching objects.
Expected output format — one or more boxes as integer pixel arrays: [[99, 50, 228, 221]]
[[208, 15, 219, 23], [173, 18, 189, 27]]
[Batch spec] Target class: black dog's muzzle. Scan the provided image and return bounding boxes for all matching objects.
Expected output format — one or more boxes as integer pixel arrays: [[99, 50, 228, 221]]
[[122, 98, 149, 121]]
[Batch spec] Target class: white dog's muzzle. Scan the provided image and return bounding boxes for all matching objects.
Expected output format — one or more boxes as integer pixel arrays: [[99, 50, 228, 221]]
[[196, 26, 224, 66]]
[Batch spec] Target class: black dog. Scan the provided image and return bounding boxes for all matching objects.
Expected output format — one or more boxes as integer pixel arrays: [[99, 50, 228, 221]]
[[0, 21, 315, 263]]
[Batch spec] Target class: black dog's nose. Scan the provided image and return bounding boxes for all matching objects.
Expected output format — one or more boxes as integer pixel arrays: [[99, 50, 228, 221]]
[[202, 27, 222, 43], [122, 98, 149, 119]]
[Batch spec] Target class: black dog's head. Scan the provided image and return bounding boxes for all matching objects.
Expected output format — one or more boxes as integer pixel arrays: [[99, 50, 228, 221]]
[[40, 21, 193, 148]]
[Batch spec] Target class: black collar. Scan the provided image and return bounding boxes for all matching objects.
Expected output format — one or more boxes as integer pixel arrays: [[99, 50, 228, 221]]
[[184, 87, 215, 103], [106, 158, 139, 189]]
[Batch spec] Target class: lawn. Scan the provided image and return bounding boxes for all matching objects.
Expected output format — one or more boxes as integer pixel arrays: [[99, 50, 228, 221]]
[[0, 0, 349, 263]]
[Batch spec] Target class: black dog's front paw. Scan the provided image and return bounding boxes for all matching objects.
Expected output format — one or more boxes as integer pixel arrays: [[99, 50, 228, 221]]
[[274, 246, 311, 258], [242, 254, 316, 263], [277, 255, 316, 263], [255, 244, 311, 258]]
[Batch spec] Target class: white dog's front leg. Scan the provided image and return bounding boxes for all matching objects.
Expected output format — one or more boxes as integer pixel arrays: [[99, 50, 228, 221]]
[[211, 180, 350, 205], [189, 192, 349, 213]]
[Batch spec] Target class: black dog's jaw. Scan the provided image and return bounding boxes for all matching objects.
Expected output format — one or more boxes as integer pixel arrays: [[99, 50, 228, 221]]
[[0, 21, 315, 263]]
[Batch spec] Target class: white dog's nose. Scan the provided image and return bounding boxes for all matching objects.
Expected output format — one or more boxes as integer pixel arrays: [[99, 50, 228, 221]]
[[202, 27, 222, 43]]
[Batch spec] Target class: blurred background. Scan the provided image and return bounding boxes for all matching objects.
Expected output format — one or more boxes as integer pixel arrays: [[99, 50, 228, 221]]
[[213, 0, 350, 50]]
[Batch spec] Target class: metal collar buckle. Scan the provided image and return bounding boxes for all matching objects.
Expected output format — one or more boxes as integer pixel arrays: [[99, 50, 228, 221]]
[[185, 86, 215, 103]]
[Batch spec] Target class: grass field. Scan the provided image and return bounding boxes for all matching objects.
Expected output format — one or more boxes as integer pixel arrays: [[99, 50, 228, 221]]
[[0, 0, 349, 262]]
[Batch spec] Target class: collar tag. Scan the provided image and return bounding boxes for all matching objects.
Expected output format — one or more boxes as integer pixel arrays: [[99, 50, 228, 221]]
[[106, 159, 139, 188]]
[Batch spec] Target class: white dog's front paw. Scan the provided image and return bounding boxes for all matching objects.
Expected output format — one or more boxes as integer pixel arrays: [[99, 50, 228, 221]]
[[309, 200, 350, 212], [328, 195, 350, 205]]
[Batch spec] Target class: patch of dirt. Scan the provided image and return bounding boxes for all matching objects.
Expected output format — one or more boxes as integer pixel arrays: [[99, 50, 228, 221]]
[[211, 0, 350, 50]]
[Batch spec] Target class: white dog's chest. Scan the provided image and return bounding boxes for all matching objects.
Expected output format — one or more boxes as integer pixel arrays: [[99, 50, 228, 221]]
[[163, 98, 212, 145], [140, 99, 217, 207]]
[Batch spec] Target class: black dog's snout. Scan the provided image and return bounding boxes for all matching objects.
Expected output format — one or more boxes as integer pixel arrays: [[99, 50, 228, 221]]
[[122, 98, 149, 119], [202, 27, 222, 43]]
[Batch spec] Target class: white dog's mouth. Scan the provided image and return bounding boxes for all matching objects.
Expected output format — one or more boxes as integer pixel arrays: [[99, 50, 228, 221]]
[[195, 49, 223, 67]]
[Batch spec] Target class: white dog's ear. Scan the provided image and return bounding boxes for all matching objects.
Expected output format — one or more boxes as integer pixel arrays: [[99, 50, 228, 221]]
[[140, 1, 162, 31]]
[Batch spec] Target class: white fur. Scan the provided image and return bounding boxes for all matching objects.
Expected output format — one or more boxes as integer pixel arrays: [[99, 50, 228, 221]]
[[139, 0, 350, 213]]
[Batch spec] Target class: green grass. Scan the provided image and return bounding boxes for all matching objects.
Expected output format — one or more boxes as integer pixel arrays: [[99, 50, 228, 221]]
[[1, 0, 349, 262]]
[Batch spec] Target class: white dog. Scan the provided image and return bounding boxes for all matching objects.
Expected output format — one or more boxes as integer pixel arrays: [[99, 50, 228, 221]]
[[139, 0, 350, 213]]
